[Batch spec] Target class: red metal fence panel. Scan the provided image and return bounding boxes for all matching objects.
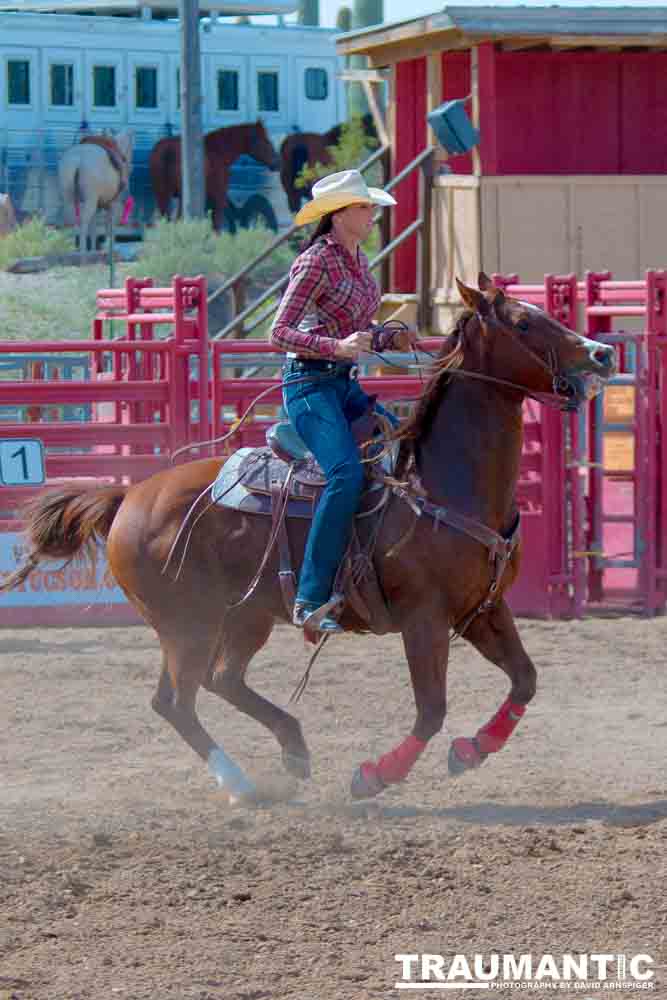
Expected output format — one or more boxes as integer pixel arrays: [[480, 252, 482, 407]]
[[2, 272, 667, 625]]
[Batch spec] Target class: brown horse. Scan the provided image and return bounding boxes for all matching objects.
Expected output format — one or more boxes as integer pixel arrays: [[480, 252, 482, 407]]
[[149, 120, 279, 230], [280, 113, 377, 213], [2, 275, 615, 804]]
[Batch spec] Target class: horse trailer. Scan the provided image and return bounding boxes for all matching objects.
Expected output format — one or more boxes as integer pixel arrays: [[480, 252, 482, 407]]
[[0, 7, 345, 231]]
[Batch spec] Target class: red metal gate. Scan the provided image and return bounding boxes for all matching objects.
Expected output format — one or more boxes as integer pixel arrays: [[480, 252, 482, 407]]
[[497, 268, 667, 616], [2, 271, 667, 624]]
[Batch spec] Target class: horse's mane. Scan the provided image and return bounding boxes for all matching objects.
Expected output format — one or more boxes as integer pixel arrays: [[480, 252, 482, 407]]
[[389, 310, 473, 479], [394, 310, 472, 445]]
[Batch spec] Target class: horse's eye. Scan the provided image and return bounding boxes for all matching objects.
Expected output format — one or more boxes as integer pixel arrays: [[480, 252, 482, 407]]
[[516, 319, 530, 332]]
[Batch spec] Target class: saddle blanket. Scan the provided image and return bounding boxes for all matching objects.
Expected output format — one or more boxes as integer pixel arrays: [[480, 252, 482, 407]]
[[212, 444, 393, 519], [212, 447, 315, 519]]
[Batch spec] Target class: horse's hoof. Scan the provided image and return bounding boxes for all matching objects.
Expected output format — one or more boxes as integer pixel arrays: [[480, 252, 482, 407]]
[[350, 762, 386, 800], [227, 788, 258, 808], [282, 748, 311, 781], [448, 737, 487, 776]]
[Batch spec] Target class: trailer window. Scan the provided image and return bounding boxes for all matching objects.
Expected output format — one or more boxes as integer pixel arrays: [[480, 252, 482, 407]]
[[93, 65, 116, 108], [257, 71, 278, 112], [136, 66, 158, 109], [217, 69, 239, 111], [7, 60, 30, 106], [304, 67, 328, 101], [50, 64, 74, 107]]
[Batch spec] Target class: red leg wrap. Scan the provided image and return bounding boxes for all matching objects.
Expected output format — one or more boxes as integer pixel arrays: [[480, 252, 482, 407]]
[[375, 734, 427, 784], [476, 698, 526, 754]]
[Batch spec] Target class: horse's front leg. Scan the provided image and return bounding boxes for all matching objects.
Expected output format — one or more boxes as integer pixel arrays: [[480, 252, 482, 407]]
[[351, 611, 449, 799], [448, 598, 536, 775]]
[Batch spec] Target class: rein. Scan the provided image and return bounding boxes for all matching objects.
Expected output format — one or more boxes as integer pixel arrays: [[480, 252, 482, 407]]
[[169, 313, 577, 468], [375, 318, 578, 413], [168, 321, 431, 464]]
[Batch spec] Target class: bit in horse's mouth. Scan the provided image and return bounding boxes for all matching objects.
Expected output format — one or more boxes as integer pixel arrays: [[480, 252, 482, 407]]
[[560, 371, 609, 409]]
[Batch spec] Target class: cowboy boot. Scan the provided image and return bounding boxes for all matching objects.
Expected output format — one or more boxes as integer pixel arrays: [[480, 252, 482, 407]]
[[293, 595, 343, 634]]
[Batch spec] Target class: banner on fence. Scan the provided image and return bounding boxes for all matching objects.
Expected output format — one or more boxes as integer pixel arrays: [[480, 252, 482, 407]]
[[0, 532, 138, 626]]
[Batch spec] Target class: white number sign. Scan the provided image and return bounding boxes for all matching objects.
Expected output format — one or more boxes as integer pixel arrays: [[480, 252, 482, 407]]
[[0, 439, 45, 486]]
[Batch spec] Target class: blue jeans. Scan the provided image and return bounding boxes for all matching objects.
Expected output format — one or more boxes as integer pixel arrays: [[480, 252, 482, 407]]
[[282, 362, 396, 607]]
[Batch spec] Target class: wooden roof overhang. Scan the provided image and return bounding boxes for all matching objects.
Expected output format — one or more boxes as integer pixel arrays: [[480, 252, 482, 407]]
[[336, 6, 667, 65]]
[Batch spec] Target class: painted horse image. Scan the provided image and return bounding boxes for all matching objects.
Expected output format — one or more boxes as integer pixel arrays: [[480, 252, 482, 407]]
[[149, 120, 279, 230], [280, 113, 377, 213], [59, 129, 134, 253], [2, 276, 616, 805]]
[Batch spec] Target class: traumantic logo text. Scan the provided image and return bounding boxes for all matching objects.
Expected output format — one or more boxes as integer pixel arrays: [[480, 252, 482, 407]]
[[394, 953, 655, 991]]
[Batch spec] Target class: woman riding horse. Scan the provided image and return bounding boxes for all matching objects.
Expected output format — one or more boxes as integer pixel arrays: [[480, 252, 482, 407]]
[[270, 169, 398, 634], [0, 277, 616, 806]]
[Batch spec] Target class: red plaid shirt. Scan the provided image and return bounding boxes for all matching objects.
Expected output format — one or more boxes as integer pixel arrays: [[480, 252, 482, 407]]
[[270, 232, 380, 359]]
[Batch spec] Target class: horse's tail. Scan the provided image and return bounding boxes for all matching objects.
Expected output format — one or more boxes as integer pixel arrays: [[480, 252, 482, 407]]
[[73, 167, 81, 224], [149, 139, 178, 216], [1, 486, 127, 592]]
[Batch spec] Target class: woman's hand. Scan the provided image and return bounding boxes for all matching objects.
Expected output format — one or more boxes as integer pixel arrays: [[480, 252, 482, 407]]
[[334, 332, 373, 360], [371, 325, 420, 352]]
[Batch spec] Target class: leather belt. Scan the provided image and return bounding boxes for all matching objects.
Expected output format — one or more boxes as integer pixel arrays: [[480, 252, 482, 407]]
[[284, 358, 357, 377]]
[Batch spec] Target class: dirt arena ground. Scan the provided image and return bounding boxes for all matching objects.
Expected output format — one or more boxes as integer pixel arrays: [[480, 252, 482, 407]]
[[1, 615, 666, 999]]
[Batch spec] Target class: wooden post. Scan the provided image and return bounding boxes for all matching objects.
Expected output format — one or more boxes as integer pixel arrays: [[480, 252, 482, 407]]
[[426, 52, 444, 164], [179, 0, 205, 219], [471, 45, 481, 178], [385, 62, 397, 292], [470, 45, 482, 279], [425, 50, 444, 314], [418, 154, 433, 332], [380, 145, 391, 293], [361, 79, 389, 147]]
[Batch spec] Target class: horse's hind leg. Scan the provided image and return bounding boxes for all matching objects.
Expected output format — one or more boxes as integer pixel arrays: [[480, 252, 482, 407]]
[[203, 608, 312, 780], [448, 597, 537, 775], [152, 635, 256, 803]]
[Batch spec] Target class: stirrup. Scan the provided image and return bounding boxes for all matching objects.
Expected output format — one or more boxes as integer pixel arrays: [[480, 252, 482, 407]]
[[293, 594, 344, 634]]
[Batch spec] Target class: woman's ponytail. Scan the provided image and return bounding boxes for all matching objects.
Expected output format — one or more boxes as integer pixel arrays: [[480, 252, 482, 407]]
[[299, 213, 334, 253]]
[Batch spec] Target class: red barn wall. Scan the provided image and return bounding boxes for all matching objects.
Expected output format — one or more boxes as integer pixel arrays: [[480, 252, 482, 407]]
[[392, 45, 667, 290], [620, 53, 667, 173], [393, 57, 426, 292], [483, 48, 667, 175], [441, 50, 473, 174]]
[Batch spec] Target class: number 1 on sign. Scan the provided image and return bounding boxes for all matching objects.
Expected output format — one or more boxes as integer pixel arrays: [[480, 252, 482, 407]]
[[0, 439, 45, 486], [11, 446, 29, 482]]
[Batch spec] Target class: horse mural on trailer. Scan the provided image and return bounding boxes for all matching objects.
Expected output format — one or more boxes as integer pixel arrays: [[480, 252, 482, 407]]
[[2, 275, 616, 804], [279, 114, 378, 214], [59, 129, 135, 254], [149, 120, 279, 231]]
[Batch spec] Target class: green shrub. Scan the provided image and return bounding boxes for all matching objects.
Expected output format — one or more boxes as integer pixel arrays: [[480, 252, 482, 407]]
[[130, 218, 293, 286], [0, 265, 111, 341], [0, 218, 74, 271], [296, 115, 379, 189]]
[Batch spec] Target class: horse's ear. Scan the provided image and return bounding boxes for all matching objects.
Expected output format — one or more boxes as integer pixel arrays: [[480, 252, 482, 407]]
[[478, 271, 505, 309], [456, 277, 489, 315]]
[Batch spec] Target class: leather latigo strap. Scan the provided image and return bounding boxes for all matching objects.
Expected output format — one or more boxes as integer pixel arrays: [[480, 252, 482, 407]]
[[417, 496, 519, 563], [391, 484, 521, 638], [271, 478, 296, 615]]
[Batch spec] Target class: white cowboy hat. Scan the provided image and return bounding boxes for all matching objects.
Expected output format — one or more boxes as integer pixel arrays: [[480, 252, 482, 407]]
[[294, 169, 397, 226]]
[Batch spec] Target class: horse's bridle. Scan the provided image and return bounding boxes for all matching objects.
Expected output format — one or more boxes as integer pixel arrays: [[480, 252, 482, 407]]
[[373, 313, 588, 413], [458, 311, 582, 411]]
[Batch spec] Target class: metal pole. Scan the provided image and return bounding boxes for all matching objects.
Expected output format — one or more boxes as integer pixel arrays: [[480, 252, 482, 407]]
[[108, 208, 115, 289], [179, 0, 205, 219]]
